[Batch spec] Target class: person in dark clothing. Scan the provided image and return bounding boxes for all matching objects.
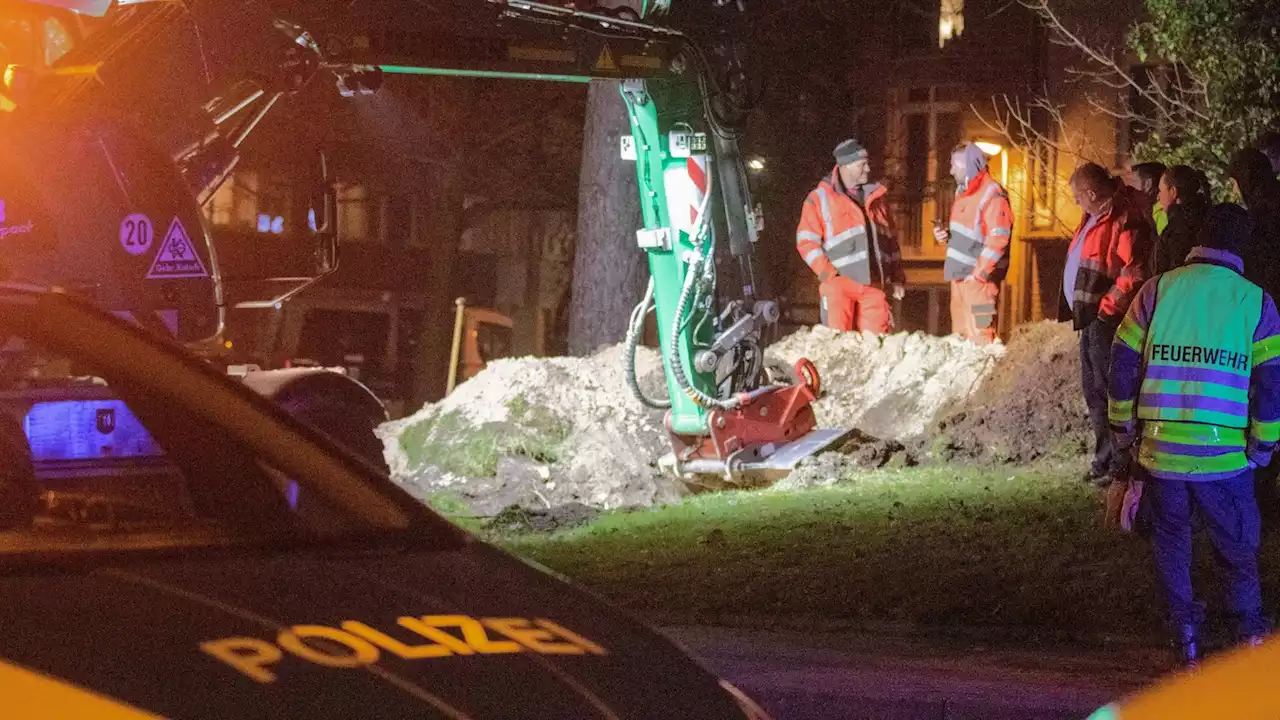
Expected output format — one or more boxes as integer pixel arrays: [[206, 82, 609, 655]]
[[1229, 148, 1280, 524], [1228, 149, 1280, 300], [1063, 162, 1153, 483], [1259, 130, 1280, 177], [1150, 165, 1210, 275], [1131, 162, 1168, 233]]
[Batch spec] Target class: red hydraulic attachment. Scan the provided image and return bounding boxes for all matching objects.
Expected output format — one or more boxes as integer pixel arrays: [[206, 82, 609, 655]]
[[667, 358, 822, 480]]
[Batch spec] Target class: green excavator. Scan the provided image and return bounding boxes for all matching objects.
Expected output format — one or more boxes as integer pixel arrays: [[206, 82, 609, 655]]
[[4, 0, 849, 482]]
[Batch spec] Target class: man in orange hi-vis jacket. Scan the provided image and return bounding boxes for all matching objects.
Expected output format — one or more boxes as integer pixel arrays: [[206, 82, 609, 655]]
[[795, 138, 906, 333], [932, 143, 1014, 344]]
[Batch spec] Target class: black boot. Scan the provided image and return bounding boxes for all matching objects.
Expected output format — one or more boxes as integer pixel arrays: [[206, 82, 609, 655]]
[[1177, 625, 1200, 669]]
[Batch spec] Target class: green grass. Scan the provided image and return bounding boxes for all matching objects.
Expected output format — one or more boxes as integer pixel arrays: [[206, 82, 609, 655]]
[[498, 463, 1280, 644], [419, 491, 486, 532], [398, 399, 571, 478]]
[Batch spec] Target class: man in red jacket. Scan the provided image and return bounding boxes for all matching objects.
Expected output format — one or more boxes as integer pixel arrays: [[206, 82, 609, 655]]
[[795, 138, 906, 333], [1063, 162, 1153, 483]]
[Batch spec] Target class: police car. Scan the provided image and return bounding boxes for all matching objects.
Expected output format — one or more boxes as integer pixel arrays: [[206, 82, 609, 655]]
[[0, 286, 770, 719], [1088, 639, 1280, 719]]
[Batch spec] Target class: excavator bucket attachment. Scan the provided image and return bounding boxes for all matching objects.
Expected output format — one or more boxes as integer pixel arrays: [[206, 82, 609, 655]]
[[666, 427, 855, 487], [660, 359, 855, 487]]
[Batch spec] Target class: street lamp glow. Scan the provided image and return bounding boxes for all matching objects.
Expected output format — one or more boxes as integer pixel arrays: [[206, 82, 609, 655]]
[[975, 141, 1004, 156], [747, 157, 766, 171]]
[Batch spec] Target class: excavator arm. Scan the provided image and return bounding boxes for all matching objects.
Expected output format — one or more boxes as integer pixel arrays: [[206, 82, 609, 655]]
[[332, 1, 845, 481]]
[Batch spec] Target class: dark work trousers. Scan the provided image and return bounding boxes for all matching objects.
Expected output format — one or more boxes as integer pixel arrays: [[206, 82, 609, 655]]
[[1080, 319, 1116, 476], [1146, 468, 1268, 638]]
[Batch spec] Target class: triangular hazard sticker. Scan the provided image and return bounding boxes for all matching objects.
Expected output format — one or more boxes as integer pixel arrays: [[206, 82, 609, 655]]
[[146, 218, 209, 280], [594, 44, 617, 72]]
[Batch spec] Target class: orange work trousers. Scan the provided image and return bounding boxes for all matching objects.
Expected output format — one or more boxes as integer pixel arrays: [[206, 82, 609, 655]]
[[819, 276, 892, 333], [950, 279, 999, 344]]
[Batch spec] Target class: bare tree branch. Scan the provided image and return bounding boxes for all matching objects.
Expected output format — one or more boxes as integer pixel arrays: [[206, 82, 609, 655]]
[[1018, 0, 1211, 123]]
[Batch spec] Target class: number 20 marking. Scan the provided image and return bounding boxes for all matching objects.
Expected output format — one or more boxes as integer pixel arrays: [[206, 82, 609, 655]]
[[120, 213, 153, 256]]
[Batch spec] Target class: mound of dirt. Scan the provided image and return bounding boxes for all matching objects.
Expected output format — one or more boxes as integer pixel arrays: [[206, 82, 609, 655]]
[[378, 345, 684, 516], [767, 326, 1004, 440], [382, 321, 1089, 513], [928, 321, 1089, 464]]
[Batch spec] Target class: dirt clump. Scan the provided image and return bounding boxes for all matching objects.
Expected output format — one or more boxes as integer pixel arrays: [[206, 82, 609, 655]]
[[927, 321, 1089, 464], [483, 502, 604, 534], [774, 429, 915, 491]]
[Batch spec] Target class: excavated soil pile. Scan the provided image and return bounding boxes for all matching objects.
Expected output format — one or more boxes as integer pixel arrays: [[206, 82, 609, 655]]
[[378, 345, 681, 516], [766, 326, 1005, 440], [382, 322, 1088, 513], [928, 321, 1089, 464]]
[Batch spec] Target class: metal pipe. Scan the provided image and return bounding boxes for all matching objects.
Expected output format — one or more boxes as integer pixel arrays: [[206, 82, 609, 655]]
[[497, 0, 684, 36], [213, 88, 266, 126], [379, 65, 591, 84], [231, 92, 282, 149], [446, 297, 467, 395]]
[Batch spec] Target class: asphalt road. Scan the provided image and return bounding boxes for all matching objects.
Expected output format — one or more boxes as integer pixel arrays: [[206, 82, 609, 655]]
[[663, 626, 1167, 720]]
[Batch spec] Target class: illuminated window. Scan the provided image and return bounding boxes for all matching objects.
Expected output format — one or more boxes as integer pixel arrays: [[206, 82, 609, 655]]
[[336, 183, 371, 242], [939, 0, 964, 48], [206, 172, 260, 229], [206, 177, 239, 227]]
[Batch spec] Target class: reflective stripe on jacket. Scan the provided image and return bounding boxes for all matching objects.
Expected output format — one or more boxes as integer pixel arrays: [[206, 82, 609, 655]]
[[944, 170, 1013, 282], [795, 169, 905, 286], [1062, 184, 1153, 329], [1109, 248, 1280, 480]]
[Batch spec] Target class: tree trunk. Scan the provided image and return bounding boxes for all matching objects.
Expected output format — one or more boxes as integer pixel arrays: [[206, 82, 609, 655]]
[[567, 81, 647, 356]]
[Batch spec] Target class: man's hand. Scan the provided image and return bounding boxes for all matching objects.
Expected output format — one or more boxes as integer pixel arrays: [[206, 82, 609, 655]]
[[932, 224, 950, 245], [818, 270, 834, 283], [891, 284, 906, 300], [961, 275, 978, 283], [1120, 480, 1145, 533]]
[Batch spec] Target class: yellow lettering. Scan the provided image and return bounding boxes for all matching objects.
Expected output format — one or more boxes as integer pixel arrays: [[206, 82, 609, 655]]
[[277, 625, 380, 668], [483, 618, 585, 655], [342, 620, 453, 659], [419, 615, 521, 654], [536, 619, 608, 655], [397, 617, 476, 655], [200, 637, 283, 683]]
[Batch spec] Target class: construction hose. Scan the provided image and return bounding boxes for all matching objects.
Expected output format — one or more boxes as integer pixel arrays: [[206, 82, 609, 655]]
[[668, 251, 741, 411], [664, 167, 745, 412], [623, 278, 671, 409]]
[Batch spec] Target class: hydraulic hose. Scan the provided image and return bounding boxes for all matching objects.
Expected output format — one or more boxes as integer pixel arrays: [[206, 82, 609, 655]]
[[665, 166, 745, 412], [623, 278, 671, 409], [668, 250, 746, 411]]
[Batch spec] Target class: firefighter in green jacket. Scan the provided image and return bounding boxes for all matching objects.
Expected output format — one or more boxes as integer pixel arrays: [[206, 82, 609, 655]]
[[1109, 204, 1280, 666]]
